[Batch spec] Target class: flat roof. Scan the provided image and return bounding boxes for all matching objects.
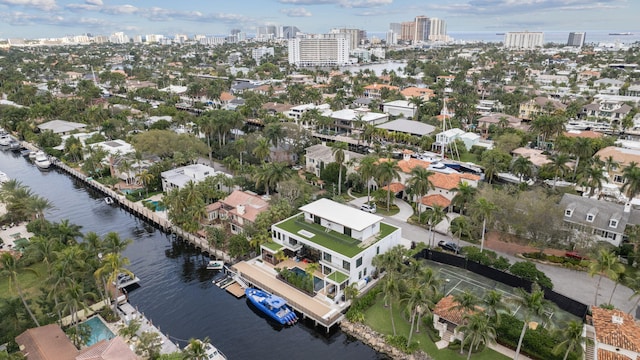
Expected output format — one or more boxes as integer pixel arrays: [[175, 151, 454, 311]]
[[376, 119, 435, 136], [299, 198, 382, 231], [274, 214, 398, 257]]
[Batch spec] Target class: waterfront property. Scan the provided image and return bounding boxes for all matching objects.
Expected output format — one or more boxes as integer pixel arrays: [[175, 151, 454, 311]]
[[206, 190, 270, 234], [160, 163, 232, 192], [269, 198, 401, 298]]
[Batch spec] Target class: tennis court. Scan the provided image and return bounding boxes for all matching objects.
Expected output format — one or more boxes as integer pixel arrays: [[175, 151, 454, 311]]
[[423, 259, 580, 327]]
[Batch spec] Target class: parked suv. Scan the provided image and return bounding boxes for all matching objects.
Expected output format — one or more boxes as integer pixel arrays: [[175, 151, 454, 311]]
[[438, 240, 461, 254], [360, 203, 377, 213]]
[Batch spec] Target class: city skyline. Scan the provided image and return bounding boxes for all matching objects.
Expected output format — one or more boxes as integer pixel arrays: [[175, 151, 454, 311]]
[[0, 0, 638, 39]]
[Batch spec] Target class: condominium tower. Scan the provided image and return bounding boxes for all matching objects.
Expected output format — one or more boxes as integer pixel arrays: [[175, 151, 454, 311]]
[[288, 34, 350, 67], [504, 31, 544, 49], [567, 32, 586, 47]]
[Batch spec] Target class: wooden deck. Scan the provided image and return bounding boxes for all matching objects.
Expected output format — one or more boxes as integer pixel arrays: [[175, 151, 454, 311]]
[[233, 260, 346, 330], [226, 282, 245, 298]]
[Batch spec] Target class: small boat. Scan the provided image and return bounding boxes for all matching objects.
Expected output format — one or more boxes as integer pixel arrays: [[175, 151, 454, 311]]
[[245, 287, 298, 325], [0, 133, 11, 147], [207, 260, 224, 270], [496, 172, 535, 186], [104, 196, 114, 205], [28, 151, 37, 160], [184, 339, 226, 360], [113, 272, 141, 289], [34, 151, 51, 170], [20, 148, 31, 157], [0, 171, 9, 184], [609, 32, 633, 36], [9, 140, 20, 151]]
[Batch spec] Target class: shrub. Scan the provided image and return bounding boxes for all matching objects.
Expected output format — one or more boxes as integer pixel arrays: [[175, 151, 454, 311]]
[[509, 261, 553, 289], [385, 335, 419, 354]]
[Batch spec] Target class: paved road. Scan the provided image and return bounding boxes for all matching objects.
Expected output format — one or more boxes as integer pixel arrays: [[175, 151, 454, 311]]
[[349, 198, 638, 317]]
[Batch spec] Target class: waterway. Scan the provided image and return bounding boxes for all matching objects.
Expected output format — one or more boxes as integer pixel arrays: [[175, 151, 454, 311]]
[[0, 149, 385, 360]]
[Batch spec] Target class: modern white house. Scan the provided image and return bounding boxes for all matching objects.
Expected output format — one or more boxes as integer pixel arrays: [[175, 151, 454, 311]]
[[161, 164, 232, 192], [383, 100, 417, 118], [268, 199, 401, 299]]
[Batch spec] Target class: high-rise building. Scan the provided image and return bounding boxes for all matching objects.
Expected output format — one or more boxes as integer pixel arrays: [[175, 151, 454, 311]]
[[279, 26, 300, 39], [252, 46, 274, 64], [567, 32, 586, 47], [428, 18, 447, 41], [386, 30, 397, 45], [414, 16, 429, 42], [400, 21, 415, 42], [504, 31, 544, 49], [256, 25, 277, 40], [330, 28, 365, 50], [288, 33, 350, 67]]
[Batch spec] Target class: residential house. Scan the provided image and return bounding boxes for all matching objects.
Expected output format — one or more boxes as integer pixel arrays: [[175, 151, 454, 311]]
[[519, 97, 566, 120], [161, 164, 232, 192], [37, 120, 87, 135], [585, 306, 640, 360], [559, 193, 635, 246], [363, 84, 399, 99], [327, 108, 389, 134], [305, 143, 364, 177], [375, 119, 435, 137], [511, 148, 551, 167], [433, 295, 479, 344], [432, 128, 482, 152], [400, 86, 434, 100], [419, 172, 480, 211], [595, 146, 640, 188], [476, 113, 525, 138], [269, 199, 401, 300], [382, 100, 417, 118], [286, 103, 331, 123], [582, 99, 633, 123], [16, 324, 138, 360], [626, 84, 640, 97], [594, 78, 624, 95], [207, 190, 269, 234]]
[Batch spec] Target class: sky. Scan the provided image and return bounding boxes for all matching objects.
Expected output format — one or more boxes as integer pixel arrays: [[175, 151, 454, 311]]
[[0, 0, 638, 39]]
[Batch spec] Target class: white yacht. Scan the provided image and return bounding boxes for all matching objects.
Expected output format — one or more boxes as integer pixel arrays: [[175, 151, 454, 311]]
[[0, 133, 12, 147], [0, 171, 9, 184], [184, 339, 227, 360], [496, 172, 535, 186], [34, 151, 51, 170]]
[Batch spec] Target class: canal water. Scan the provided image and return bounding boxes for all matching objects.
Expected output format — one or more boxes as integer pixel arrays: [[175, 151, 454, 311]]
[[0, 150, 385, 359]]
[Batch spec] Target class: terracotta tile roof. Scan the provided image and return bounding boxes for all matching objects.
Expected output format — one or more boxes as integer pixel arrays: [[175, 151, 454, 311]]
[[597, 348, 634, 360], [220, 190, 270, 223], [430, 172, 479, 190], [592, 306, 640, 353], [421, 194, 451, 208], [219, 92, 235, 102], [595, 146, 640, 168], [434, 295, 477, 325], [76, 337, 138, 360], [378, 157, 430, 173], [381, 182, 406, 193], [15, 324, 79, 360], [401, 87, 434, 98], [364, 84, 399, 91]]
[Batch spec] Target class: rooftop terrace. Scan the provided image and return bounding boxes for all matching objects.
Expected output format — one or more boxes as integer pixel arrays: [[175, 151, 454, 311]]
[[274, 214, 398, 257]]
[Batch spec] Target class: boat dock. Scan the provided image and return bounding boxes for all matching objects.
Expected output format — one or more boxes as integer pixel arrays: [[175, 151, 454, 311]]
[[46, 152, 231, 262], [225, 282, 245, 298], [233, 260, 345, 332], [117, 302, 180, 354]]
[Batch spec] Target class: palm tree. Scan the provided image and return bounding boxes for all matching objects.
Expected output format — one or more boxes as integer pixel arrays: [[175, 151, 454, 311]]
[[473, 198, 496, 252], [254, 162, 292, 195], [305, 262, 320, 293], [376, 160, 401, 212], [103, 232, 132, 255], [588, 249, 624, 306], [511, 156, 533, 183], [53, 219, 83, 246], [381, 271, 401, 336], [136, 170, 155, 197], [94, 252, 133, 315], [628, 272, 640, 314], [401, 284, 427, 347], [457, 313, 496, 360], [252, 137, 271, 162], [235, 138, 247, 166], [552, 320, 584, 360], [0, 252, 40, 326], [571, 137, 594, 176], [407, 167, 434, 220], [453, 290, 480, 314], [264, 122, 286, 148], [578, 163, 605, 197], [548, 153, 571, 188], [183, 337, 211, 360], [331, 142, 348, 195], [426, 205, 448, 248], [452, 182, 477, 216], [451, 216, 472, 250], [483, 290, 507, 326], [512, 284, 551, 360], [622, 162, 640, 200], [344, 283, 359, 302], [358, 156, 377, 204]]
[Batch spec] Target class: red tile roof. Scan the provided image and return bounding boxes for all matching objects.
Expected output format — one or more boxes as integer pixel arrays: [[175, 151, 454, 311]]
[[381, 182, 406, 193], [592, 306, 640, 353], [421, 194, 451, 208], [434, 295, 478, 325], [15, 324, 79, 360]]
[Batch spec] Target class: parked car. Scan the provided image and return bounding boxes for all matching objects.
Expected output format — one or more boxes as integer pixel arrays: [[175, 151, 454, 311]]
[[360, 203, 377, 213], [565, 251, 587, 260], [438, 240, 461, 254]]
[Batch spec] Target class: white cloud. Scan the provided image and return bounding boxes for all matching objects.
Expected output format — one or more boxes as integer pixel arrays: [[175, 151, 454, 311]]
[[429, 0, 626, 15], [280, 7, 312, 17], [0, 0, 56, 11], [85, 0, 101, 5], [279, 0, 393, 7]]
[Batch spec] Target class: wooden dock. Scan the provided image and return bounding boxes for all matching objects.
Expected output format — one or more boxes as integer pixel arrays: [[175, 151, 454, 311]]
[[225, 282, 245, 298], [44, 150, 231, 262]]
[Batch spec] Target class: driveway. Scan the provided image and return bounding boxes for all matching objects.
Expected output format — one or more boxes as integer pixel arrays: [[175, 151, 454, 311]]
[[391, 198, 413, 222]]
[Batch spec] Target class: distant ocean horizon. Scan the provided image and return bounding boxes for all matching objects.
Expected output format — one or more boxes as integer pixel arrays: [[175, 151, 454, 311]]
[[368, 30, 640, 44]]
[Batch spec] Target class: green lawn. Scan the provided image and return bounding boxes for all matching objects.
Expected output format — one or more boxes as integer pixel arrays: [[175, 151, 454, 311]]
[[363, 296, 510, 360], [0, 262, 47, 301]]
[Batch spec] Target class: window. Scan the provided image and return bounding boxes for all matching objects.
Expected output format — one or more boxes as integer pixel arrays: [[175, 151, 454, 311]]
[[363, 268, 367, 276], [343, 227, 352, 237], [356, 257, 363, 268], [376, 246, 380, 255], [314, 215, 321, 225], [565, 209, 573, 217], [323, 252, 332, 262], [343, 260, 350, 271], [358, 271, 362, 280], [586, 214, 595, 222], [614, 175, 624, 183], [609, 219, 618, 228]]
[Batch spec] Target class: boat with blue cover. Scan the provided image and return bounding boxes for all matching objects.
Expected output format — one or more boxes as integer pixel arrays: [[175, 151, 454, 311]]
[[245, 287, 298, 325]]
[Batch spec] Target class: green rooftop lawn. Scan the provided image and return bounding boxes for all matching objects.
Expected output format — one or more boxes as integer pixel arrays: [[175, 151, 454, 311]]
[[326, 270, 349, 284], [275, 214, 399, 258], [262, 241, 283, 252]]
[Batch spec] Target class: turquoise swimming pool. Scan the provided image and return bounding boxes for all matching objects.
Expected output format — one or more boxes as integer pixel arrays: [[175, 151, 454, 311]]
[[291, 266, 323, 292], [83, 316, 115, 346]]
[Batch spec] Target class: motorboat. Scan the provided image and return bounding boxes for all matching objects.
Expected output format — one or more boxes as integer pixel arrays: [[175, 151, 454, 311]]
[[34, 151, 51, 170], [113, 272, 141, 289], [245, 287, 298, 325], [104, 196, 114, 205], [0, 171, 9, 184], [496, 172, 535, 186], [207, 260, 224, 270], [0, 133, 12, 147], [20, 148, 31, 157], [184, 339, 226, 360], [28, 151, 37, 160], [428, 161, 459, 174], [8, 140, 20, 151]]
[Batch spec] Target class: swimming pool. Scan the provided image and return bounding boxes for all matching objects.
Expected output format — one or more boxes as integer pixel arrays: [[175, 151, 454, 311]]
[[291, 267, 323, 292], [83, 316, 115, 347]]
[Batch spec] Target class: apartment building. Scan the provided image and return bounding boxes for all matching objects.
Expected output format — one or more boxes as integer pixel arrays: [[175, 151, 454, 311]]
[[504, 32, 544, 50], [288, 34, 350, 67]]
